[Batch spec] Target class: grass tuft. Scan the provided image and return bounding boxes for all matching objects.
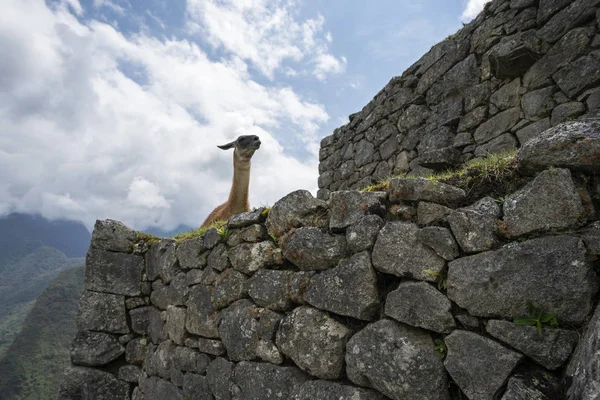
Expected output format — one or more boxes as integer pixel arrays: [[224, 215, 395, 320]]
[[173, 220, 227, 244], [135, 232, 161, 246]]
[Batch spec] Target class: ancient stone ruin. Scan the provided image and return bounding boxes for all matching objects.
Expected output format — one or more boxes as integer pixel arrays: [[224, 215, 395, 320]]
[[59, 0, 600, 399]]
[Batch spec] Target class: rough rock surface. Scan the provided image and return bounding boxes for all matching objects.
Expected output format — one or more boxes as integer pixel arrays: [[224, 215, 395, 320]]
[[77, 291, 128, 334], [385, 281, 455, 333], [501, 370, 562, 400], [486, 319, 579, 370], [346, 319, 448, 400], [90, 219, 137, 253], [517, 121, 600, 172], [346, 214, 384, 252], [503, 168, 585, 236], [70, 331, 124, 367], [447, 236, 597, 324], [266, 190, 329, 237], [211, 269, 248, 310], [228, 241, 283, 274], [276, 306, 352, 379], [58, 366, 130, 400], [206, 358, 234, 400], [247, 269, 294, 311], [185, 284, 220, 338], [566, 303, 600, 400], [146, 239, 178, 283], [447, 197, 501, 253], [389, 178, 466, 206], [417, 202, 453, 225], [281, 227, 346, 270], [417, 226, 459, 260], [372, 222, 445, 281], [444, 330, 523, 400], [140, 376, 182, 399], [183, 373, 213, 400], [580, 221, 600, 255], [291, 380, 386, 400], [233, 361, 308, 400], [228, 208, 265, 228], [85, 248, 143, 296], [304, 251, 380, 320], [329, 191, 386, 231], [176, 237, 207, 270]]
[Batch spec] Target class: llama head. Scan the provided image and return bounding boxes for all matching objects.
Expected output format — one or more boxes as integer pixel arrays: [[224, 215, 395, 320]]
[[218, 135, 261, 161]]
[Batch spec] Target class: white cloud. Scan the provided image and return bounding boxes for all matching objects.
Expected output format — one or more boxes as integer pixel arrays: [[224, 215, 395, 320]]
[[461, 0, 491, 21], [186, 0, 346, 80], [93, 0, 126, 15], [0, 0, 328, 232]]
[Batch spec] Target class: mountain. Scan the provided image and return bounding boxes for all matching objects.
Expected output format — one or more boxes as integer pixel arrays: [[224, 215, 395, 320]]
[[0, 266, 85, 400], [0, 246, 84, 358]]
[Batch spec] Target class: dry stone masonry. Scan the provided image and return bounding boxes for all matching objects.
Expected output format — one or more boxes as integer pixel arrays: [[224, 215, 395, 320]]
[[317, 0, 600, 200], [59, 120, 600, 400]]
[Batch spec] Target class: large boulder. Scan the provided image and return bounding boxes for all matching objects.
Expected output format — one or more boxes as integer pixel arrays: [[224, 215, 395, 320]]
[[292, 380, 386, 400], [444, 330, 523, 400], [90, 219, 137, 253], [57, 366, 129, 400], [185, 284, 220, 338], [146, 239, 179, 283], [70, 331, 124, 367], [566, 303, 600, 400], [372, 222, 446, 282], [388, 178, 465, 206], [175, 237, 207, 270], [304, 251, 380, 321], [77, 291, 128, 334], [517, 121, 600, 172], [85, 248, 143, 296], [346, 214, 385, 253], [447, 236, 598, 324], [281, 227, 346, 271], [206, 357, 234, 400], [346, 319, 448, 400], [266, 190, 329, 238], [228, 241, 283, 274], [276, 306, 352, 379], [233, 361, 309, 400], [486, 320, 578, 370], [328, 191, 386, 231], [503, 168, 585, 236], [247, 269, 294, 311], [385, 281, 455, 333], [211, 269, 248, 310]]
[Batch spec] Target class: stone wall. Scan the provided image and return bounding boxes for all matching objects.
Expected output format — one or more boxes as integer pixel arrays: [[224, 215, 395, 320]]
[[317, 0, 600, 200], [58, 121, 600, 400]]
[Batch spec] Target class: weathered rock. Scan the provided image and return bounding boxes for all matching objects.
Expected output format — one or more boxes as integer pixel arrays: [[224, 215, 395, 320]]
[[146, 239, 178, 283], [288, 271, 315, 304], [517, 121, 600, 172], [276, 306, 352, 379], [228, 241, 283, 274], [465, 82, 491, 112], [85, 248, 143, 296], [554, 51, 600, 98], [247, 269, 294, 311], [346, 319, 448, 400], [57, 366, 130, 400], [537, 0, 574, 24], [173, 346, 211, 374], [501, 370, 562, 400], [239, 224, 268, 242], [117, 365, 140, 383], [474, 107, 521, 144], [329, 191, 386, 231], [125, 338, 147, 365], [207, 243, 230, 272], [417, 39, 470, 94], [524, 27, 593, 89], [455, 313, 480, 330], [516, 118, 551, 144], [474, 133, 518, 157], [148, 307, 167, 343], [304, 251, 380, 320], [70, 331, 124, 367], [566, 302, 600, 400], [186, 284, 220, 338], [444, 330, 523, 400], [538, 0, 600, 44], [385, 281, 455, 333], [552, 101, 586, 125], [176, 237, 207, 270], [219, 299, 282, 363], [488, 33, 541, 79], [281, 227, 346, 271], [77, 291, 128, 334], [447, 197, 501, 253], [211, 269, 248, 310], [182, 373, 213, 400], [521, 86, 555, 119], [129, 306, 152, 337], [486, 319, 579, 370], [228, 208, 265, 228], [291, 380, 386, 400], [266, 190, 329, 238], [458, 106, 488, 132], [373, 222, 446, 281], [204, 228, 221, 249], [233, 362, 309, 400], [90, 219, 137, 253], [580, 221, 600, 255], [346, 214, 384, 253], [417, 202, 453, 225], [418, 147, 462, 170], [165, 305, 187, 345], [491, 78, 521, 110], [150, 275, 187, 309], [503, 168, 585, 236], [207, 358, 234, 400], [447, 235, 598, 324], [417, 226, 459, 260], [354, 139, 377, 167], [140, 376, 182, 399], [417, 126, 455, 154], [145, 340, 176, 379], [389, 178, 466, 206], [197, 337, 226, 356], [397, 104, 430, 132]]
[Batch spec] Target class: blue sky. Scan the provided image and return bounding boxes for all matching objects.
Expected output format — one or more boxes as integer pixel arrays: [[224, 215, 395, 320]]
[[0, 0, 488, 231]]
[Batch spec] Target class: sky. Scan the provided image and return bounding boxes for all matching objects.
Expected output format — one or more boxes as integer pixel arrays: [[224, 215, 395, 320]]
[[0, 0, 490, 232]]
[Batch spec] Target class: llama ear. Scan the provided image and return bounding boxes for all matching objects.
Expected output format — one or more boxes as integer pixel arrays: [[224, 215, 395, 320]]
[[217, 141, 235, 150]]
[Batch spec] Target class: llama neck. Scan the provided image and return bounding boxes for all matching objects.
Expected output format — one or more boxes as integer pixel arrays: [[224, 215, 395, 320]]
[[227, 155, 251, 213]]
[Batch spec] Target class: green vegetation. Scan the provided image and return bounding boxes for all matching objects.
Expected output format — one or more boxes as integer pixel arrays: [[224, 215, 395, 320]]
[[424, 269, 448, 291], [0, 266, 85, 400], [434, 339, 447, 360], [514, 302, 558, 335], [363, 150, 518, 193], [135, 231, 162, 246], [173, 219, 228, 244]]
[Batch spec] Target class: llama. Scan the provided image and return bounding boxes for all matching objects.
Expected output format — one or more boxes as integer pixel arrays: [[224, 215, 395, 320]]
[[200, 135, 261, 227]]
